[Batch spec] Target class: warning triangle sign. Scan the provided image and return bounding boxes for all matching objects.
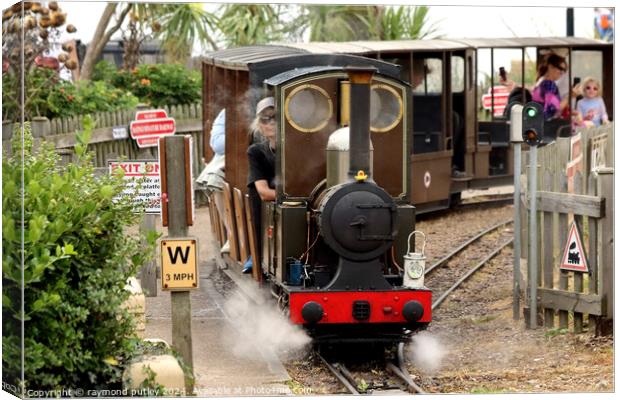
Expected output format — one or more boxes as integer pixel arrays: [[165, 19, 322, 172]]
[[560, 221, 589, 273]]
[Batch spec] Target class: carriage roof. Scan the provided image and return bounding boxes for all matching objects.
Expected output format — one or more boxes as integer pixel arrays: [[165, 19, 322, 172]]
[[202, 45, 404, 82], [204, 38, 610, 67], [451, 37, 611, 48]]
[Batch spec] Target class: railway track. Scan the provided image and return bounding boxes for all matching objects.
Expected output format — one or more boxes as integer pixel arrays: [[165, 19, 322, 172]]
[[425, 219, 514, 310], [313, 218, 515, 395], [317, 342, 425, 395]]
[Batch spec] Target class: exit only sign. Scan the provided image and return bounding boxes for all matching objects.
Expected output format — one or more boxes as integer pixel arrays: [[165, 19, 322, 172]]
[[160, 238, 198, 290]]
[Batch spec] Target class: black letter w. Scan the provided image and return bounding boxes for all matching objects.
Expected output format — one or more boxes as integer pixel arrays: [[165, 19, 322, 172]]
[[167, 246, 190, 264]]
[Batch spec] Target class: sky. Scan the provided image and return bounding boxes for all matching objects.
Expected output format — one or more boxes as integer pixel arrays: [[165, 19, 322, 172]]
[[56, 1, 606, 53]]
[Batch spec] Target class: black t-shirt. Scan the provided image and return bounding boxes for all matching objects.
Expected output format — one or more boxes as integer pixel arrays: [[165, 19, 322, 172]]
[[247, 141, 276, 190], [247, 141, 276, 256]]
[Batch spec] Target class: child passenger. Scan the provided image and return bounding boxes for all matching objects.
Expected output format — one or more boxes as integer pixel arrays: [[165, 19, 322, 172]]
[[575, 77, 609, 127]]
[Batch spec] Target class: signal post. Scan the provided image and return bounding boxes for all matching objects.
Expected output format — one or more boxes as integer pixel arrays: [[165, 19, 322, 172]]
[[521, 102, 543, 329], [159, 135, 196, 394]]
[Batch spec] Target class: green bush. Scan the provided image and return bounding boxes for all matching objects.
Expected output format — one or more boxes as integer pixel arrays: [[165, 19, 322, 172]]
[[2, 66, 139, 122], [2, 67, 60, 122], [2, 119, 154, 391], [48, 80, 139, 119], [94, 61, 202, 108]]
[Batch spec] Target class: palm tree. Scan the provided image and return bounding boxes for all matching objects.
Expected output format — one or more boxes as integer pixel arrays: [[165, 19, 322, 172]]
[[300, 5, 380, 42], [215, 4, 284, 47], [297, 5, 437, 43], [124, 3, 219, 66], [154, 3, 219, 62], [367, 5, 439, 41]]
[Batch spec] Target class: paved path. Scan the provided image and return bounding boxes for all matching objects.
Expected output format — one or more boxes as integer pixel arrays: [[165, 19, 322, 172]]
[[144, 207, 291, 397]]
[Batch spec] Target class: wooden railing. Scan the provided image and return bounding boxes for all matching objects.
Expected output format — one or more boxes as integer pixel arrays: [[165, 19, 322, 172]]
[[16, 104, 206, 175]]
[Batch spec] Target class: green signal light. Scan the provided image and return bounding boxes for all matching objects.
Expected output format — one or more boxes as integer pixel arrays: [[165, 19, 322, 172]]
[[526, 107, 537, 117]]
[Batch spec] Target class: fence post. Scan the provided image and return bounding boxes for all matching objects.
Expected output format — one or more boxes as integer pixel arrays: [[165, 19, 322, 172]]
[[161, 135, 194, 394], [31, 116, 50, 138], [596, 167, 613, 335], [527, 145, 539, 329]]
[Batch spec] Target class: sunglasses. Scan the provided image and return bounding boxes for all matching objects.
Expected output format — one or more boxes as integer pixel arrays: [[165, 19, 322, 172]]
[[585, 86, 599, 91], [259, 115, 276, 124]]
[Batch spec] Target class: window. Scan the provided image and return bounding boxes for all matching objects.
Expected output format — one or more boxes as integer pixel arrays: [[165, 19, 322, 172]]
[[370, 84, 403, 133], [451, 56, 464, 93], [412, 58, 442, 94], [285, 84, 333, 133]]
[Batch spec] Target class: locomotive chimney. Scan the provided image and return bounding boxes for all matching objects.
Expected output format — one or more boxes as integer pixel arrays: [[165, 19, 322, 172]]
[[344, 66, 376, 182]]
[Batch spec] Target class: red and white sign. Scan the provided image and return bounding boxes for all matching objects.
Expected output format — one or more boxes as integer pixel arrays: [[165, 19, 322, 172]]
[[481, 86, 510, 116], [136, 109, 168, 120], [130, 109, 176, 148], [109, 160, 161, 214], [560, 221, 589, 273]]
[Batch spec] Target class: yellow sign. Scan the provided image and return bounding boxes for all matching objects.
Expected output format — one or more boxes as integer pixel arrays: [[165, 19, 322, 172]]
[[160, 238, 198, 290]]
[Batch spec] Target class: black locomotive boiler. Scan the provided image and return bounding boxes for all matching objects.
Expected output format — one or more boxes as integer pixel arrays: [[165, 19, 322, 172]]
[[203, 51, 432, 342]]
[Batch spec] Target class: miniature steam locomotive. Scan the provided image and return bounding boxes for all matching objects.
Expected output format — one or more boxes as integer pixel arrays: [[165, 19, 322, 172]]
[[203, 51, 431, 342]]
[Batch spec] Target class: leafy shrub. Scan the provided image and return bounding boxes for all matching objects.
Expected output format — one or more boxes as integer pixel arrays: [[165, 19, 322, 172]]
[[2, 119, 154, 391], [2, 67, 60, 122], [92, 59, 121, 83], [94, 61, 201, 108], [48, 80, 139, 118], [2, 67, 138, 122]]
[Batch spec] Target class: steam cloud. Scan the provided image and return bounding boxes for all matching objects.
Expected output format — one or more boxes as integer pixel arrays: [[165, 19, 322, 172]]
[[407, 332, 446, 374], [221, 290, 311, 363]]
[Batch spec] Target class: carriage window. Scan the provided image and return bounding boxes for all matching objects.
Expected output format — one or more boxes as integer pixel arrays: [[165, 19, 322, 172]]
[[370, 84, 403, 133], [412, 58, 442, 94], [285, 84, 333, 133], [477, 48, 525, 121], [451, 56, 464, 93], [570, 50, 603, 92]]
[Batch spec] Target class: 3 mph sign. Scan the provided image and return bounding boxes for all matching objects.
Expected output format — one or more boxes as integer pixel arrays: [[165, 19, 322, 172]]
[[130, 109, 176, 148]]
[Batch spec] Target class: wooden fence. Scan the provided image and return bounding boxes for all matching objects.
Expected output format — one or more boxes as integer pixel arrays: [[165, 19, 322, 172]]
[[520, 123, 613, 335], [18, 103, 205, 176]]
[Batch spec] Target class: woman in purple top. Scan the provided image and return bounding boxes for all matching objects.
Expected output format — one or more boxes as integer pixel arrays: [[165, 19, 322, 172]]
[[531, 53, 568, 120]]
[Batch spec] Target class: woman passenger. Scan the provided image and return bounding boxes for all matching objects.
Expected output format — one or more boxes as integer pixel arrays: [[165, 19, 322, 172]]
[[532, 53, 568, 120], [246, 96, 277, 273], [531, 53, 577, 137]]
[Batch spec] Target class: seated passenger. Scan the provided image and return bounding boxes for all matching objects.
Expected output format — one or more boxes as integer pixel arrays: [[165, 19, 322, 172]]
[[531, 53, 577, 138], [575, 77, 609, 128], [246, 97, 276, 273], [196, 108, 230, 254], [532, 54, 568, 120]]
